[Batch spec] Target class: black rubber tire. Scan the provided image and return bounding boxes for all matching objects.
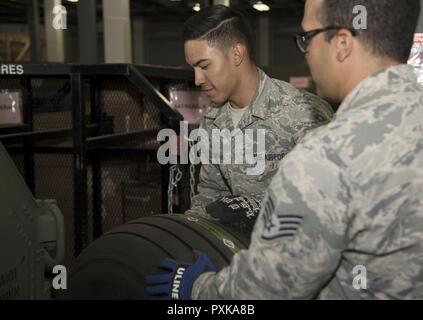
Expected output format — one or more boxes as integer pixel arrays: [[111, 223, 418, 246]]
[[65, 214, 249, 300]]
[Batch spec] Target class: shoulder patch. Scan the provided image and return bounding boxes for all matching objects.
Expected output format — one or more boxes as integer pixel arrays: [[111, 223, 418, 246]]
[[261, 194, 303, 241]]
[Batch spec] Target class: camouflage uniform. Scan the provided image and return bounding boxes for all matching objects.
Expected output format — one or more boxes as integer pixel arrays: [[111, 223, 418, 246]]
[[186, 68, 333, 219], [192, 64, 423, 300]]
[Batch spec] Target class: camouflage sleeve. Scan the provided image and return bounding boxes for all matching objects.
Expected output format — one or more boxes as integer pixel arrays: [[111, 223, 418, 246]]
[[192, 130, 351, 299], [185, 163, 232, 219], [184, 116, 232, 219], [291, 91, 333, 144]]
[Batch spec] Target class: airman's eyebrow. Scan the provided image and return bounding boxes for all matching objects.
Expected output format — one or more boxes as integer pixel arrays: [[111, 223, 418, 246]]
[[192, 59, 209, 67]]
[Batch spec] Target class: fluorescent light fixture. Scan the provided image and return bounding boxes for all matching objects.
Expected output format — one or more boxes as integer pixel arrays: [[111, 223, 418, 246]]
[[193, 3, 201, 12], [253, 1, 270, 12], [67, 0, 79, 2]]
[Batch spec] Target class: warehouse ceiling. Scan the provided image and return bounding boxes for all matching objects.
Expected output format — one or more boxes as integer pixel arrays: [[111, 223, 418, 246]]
[[0, 0, 304, 24]]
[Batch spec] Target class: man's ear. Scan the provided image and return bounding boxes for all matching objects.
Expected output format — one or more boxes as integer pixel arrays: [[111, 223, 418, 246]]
[[335, 29, 354, 62], [231, 43, 246, 67]]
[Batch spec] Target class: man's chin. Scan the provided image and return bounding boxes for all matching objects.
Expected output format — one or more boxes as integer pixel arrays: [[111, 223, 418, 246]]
[[209, 96, 226, 105], [315, 86, 326, 99], [316, 86, 340, 105]]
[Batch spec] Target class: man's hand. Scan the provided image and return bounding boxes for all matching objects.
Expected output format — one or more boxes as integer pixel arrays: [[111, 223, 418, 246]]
[[145, 251, 216, 300], [206, 196, 261, 234]]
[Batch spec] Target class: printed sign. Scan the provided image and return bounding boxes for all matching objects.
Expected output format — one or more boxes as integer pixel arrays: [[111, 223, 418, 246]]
[[0, 91, 23, 125], [169, 90, 210, 125], [408, 33, 423, 86], [289, 77, 312, 89]]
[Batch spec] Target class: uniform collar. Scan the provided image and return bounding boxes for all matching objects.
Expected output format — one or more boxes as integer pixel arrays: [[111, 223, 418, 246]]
[[337, 64, 417, 116]]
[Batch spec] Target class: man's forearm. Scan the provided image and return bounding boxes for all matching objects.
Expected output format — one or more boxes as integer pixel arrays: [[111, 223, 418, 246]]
[[192, 272, 221, 300]]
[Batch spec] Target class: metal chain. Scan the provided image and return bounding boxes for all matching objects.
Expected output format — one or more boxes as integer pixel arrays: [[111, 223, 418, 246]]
[[168, 165, 182, 214], [168, 133, 196, 213], [189, 139, 196, 202]]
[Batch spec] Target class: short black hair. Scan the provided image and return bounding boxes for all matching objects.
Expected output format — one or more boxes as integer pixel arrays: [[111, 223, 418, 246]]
[[182, 5, 255, 62], [319, 0, 421, 62]]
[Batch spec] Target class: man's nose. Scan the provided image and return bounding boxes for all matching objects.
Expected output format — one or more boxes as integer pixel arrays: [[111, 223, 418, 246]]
[[194, 69, 205, 87]]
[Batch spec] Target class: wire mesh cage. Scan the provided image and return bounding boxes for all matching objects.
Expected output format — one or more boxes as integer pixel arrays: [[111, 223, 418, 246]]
[[0, 64, 195, 266]]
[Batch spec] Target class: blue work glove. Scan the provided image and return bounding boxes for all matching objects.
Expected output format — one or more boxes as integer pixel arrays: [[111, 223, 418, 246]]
[[145, 251, 217, 300]]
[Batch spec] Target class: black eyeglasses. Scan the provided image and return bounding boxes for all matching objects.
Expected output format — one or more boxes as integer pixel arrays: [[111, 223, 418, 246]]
[[294, 26, 358, 54]]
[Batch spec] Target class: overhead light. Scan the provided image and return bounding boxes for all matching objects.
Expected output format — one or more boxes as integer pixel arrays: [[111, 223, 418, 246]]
[[253, 1, 270, 12], [67, 0, 79, 2], [193, 3, 200, 12]]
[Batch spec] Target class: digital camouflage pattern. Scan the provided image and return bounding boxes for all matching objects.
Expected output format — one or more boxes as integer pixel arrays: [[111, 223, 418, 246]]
[[192, 64, 423, 300], [185, 68, 333, 220]]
